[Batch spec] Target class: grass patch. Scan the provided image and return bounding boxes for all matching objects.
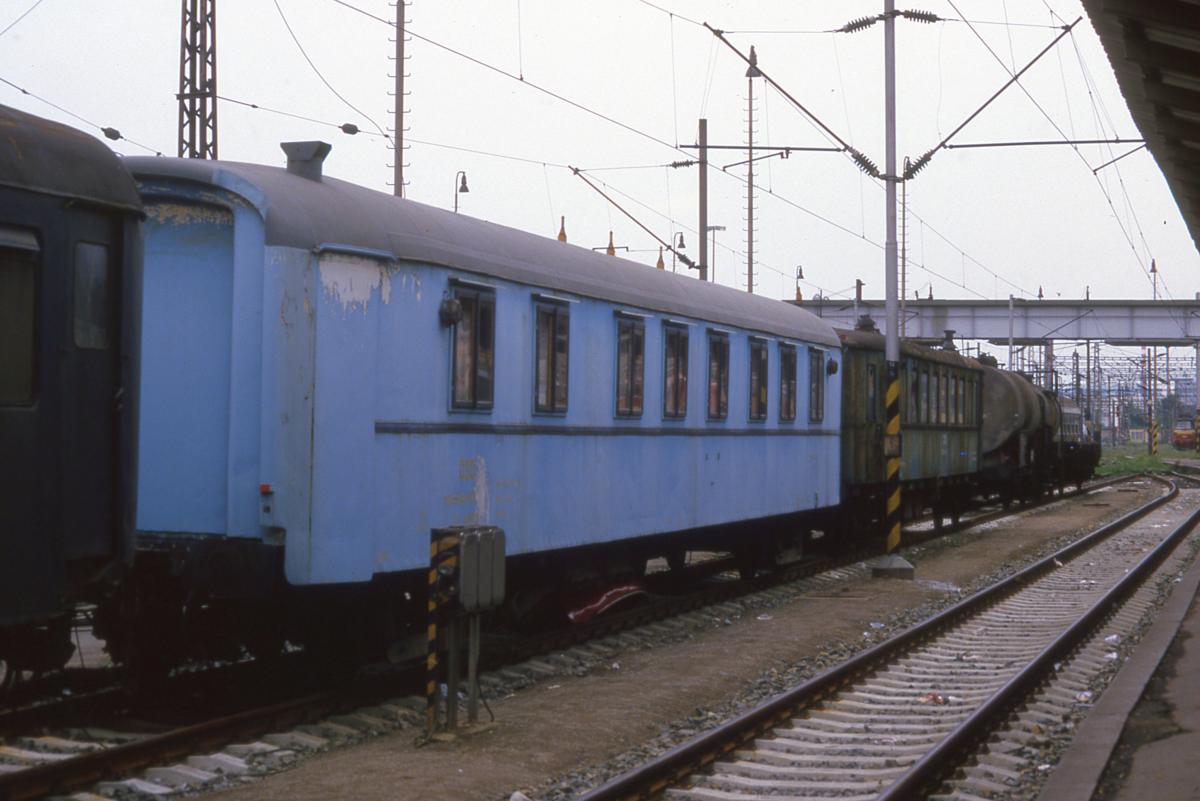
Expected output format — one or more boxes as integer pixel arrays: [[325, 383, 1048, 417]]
[[1096, 443, 1182, 477]]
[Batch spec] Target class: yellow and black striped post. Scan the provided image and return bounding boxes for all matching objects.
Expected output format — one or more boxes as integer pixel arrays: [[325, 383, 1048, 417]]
[[426, 530, 460, 736], [1150, 421, 1159, 457], [884, 362, 903, 553]]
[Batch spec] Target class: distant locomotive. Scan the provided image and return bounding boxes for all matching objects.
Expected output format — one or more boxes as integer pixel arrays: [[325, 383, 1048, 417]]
[[1172, 418, 1197, 450], [0, 104, 1101, 680]]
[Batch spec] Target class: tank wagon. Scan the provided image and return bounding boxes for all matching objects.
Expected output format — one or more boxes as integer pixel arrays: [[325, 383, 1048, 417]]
[[978, 358, 1098, 500], [0, 105, 141, 685], [97, 142, 843, 667], [837, 322, 983, 531]]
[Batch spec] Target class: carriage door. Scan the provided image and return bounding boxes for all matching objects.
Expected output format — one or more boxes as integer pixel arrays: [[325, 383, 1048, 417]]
[[61, 211, 121, 561], [0, 220, 51, 622]]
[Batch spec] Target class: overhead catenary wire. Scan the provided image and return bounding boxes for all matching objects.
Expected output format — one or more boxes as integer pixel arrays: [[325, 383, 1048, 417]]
[[904, 16, 1082, 179], [323, 0, 1036, 300], [273, 0, 391, 140], [948, 0, 1166, 299], [219, 94, 385, 137], [0, 0, 48, 39], [0, 75, 162, 154]]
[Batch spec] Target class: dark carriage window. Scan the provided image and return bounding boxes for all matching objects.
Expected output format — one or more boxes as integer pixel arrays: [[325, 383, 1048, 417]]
[[749, 338, 768, 421], [957, 376, 965, 425], [663, 324, 688, 419], [921, 367, 930, 423], [707, 331, 730, 420], [931, 370, 940, 424], [866, 363, 878, 422], [905, 363, 914, 423], [0, 227, 39, 405], [616, 316, 644, 417], [940, 370, 949, 424], [534, 303, 569, 413], [780, 344, 797, 422], [809, 348, 825, 423], [452, 287, 495, 410], [74, 242, 110, 349]]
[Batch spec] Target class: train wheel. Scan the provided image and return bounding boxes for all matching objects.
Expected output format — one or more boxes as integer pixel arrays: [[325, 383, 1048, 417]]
[[0, 657, 14, 703], [666, 548, 687, 572]]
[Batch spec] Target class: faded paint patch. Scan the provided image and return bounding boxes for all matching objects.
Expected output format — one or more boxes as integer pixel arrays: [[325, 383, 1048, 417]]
[[392, 269, 424, 302], [146, 201, 233, 226], [319, 253, 393, 312], [454, 456, 490, 524], [472, 456, 489, 524]]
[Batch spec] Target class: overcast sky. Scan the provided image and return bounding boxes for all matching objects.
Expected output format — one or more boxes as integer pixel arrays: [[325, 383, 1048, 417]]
[[2, 0, 1195, 311]]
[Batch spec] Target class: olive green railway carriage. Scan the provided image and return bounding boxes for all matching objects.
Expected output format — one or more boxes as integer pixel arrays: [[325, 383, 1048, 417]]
[[837, 326, 983, 533]]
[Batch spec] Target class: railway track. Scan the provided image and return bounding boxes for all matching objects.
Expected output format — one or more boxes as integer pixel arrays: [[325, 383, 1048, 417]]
[[0, 475, 1145, 800], [570, 475, 1200, 801]]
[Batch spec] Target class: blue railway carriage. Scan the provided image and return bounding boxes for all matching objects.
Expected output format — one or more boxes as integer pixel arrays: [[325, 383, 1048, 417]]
[[0, 105, 141, 681], [109, 141, 842, 662], [837, 322, 982, 534]]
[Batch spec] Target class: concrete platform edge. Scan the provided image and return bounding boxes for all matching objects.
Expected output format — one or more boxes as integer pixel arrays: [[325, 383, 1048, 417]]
[[1034, 534, 1200, 801]]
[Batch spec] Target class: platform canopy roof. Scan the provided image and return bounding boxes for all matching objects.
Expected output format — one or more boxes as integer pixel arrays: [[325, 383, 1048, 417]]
[[1083, 0, 1200, 254]]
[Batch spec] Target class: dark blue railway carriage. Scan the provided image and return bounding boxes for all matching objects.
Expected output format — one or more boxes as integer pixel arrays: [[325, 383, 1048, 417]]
[[0, 105, 141, 681]]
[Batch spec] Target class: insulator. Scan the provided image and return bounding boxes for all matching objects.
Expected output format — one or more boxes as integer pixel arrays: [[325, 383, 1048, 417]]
[[340, 123, 360, 135], [904, 150, 935, 179], [849, 148, 880, 178], [102, 127, 121, 141], [839, 15, 879, 33], [901, 9, 941, 23], [669, 159, 697, 169]]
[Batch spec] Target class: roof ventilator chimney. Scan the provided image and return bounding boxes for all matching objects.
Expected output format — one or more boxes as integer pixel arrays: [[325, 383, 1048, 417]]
[[855, 314, 879, 333], [942, 329, 957, 351], [281, 141, 332, 181]]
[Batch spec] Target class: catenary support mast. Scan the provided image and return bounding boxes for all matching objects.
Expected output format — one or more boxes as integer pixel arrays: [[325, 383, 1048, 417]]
[[177, 0, 217, 159]]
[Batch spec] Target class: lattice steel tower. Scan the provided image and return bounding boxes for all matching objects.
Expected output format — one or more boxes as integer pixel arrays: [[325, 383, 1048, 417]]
[[177, 0, 218, 159]]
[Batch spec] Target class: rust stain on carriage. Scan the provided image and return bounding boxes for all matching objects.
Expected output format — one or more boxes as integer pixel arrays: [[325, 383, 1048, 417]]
[[145, 201, 233, 225]]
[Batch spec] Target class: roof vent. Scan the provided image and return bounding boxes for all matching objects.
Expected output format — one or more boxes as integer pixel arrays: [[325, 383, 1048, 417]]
[[942, 329, 957, 351], [281, 141, 332, 181], [855, 314, 878, 333]]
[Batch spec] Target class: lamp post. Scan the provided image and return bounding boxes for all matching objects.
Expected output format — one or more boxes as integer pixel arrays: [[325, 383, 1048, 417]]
[[706, 225, 725, 284], [453, 171, 469, 213]]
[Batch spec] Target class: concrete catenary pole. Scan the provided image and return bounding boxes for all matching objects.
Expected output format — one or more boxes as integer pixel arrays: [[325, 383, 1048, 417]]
[[699, 118, 708, 282], [881, 0, 904, 563], [745, 49, 761, 293], [393, 2, 406, 196]]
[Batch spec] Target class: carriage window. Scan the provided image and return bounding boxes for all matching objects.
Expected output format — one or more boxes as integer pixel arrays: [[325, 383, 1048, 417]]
[[74, 242, 110, 349], [0, 228, 39, 405], [749, 338, 768, 421], [451, 287, 495, 410], [950, 375, 957, 425], [663, 324, 688, 419], [534, 302, 569, 413], [707, 332, 729, 420], [616, 316, 644, 417], [907, 363, 917, 423], [957, 377, 965, 424], [866, 363, 878, 422], [932, 370, 941, 424], [809, 348, 825, 423], [921, 369, 931, 424], [939, 370, 949, 424], [780, 344, 797, 422]]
